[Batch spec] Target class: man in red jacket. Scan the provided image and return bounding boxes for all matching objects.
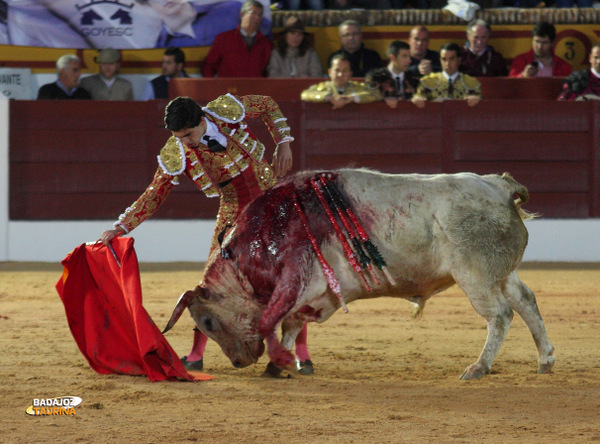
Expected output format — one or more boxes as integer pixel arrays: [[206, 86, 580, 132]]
[[202, 0, 272, 77], [509, 21, 572, 78]]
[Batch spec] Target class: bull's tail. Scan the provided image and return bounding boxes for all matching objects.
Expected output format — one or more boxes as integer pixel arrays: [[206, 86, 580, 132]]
[[501, 172, 538, 221]]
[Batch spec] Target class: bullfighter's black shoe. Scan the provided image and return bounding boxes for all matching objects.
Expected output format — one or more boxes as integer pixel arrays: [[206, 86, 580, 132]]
[[297, 359, 314, 375], [181, 356, 204, 371]]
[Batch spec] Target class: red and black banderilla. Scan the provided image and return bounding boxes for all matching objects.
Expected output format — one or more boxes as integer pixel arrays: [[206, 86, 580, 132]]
[[316, 176, 381, 286], [310, 178, 372, 292], [319, 174, 396, 287], [292, 193, 349, 313]]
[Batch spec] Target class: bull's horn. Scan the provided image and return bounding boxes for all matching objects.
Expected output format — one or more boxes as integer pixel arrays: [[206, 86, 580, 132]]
[[162, 289, 199, 334]]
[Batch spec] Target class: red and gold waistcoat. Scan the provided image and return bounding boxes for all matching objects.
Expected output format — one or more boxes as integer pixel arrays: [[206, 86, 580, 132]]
[[114, 94, 294, 252]]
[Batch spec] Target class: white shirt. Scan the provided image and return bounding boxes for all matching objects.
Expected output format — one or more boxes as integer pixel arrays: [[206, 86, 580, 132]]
[[443, 72, 459, 83], [201, 117, 228, 148], [388, 67, 404, 92]]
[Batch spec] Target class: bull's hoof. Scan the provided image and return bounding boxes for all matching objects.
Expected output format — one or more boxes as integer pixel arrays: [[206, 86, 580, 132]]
[[297, 359, 314, 375], [261, 361, 284, 378], [537, 356, 555, 374], [181, 356, 204, 372], [460, 363, 490, 380]]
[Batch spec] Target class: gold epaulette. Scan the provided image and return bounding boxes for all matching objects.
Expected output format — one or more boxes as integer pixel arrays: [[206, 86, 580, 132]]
[[157, 136, 186, 176], [462, 74, 481, 89], [420, 73, 442, 90], [202, 93, 245, 124]]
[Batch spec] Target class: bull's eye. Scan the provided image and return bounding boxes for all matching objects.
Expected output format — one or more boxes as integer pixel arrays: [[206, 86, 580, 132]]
[[203, 317, 215, 332]]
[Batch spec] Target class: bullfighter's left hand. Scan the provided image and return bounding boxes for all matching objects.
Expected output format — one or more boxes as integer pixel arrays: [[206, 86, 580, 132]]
[[272, 142, 292, 177]]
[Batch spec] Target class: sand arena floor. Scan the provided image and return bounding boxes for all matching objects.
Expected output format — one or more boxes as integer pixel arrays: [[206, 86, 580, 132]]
[[1, 262, 599, 443]]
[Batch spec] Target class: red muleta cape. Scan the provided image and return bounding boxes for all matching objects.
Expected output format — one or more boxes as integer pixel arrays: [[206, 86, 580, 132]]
[[56, 237, 211, 382]]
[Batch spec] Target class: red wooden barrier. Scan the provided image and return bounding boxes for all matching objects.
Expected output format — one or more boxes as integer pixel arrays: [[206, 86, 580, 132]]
[[170, 77, 565, 102], [9, 97, 598, 221]]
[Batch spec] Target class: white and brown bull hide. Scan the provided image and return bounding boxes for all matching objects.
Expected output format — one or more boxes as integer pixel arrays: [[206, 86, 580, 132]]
[[164, 169, 555, 379]]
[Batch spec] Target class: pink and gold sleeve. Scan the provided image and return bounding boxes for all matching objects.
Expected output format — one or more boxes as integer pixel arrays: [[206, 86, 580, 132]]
[[114, 167, 176, 234]]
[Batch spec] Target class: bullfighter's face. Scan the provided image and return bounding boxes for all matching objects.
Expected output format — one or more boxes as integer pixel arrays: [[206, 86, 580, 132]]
[[187, 290, 265, 368], [329, 59, 352, 89], [440, 49, 459, 76], [171, 119, 206, 150]]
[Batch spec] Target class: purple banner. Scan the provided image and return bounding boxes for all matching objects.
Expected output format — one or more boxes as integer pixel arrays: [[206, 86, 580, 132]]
[[0, 0, 271, 48]]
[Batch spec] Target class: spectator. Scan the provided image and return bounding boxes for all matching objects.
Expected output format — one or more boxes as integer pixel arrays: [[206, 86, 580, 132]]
[[365, 68, 397, 108], [407, 26, 441, 80], [141, 47, 188, 100], [267, 17, 323, 78], [509, 22, 572, 78], [386, 40, 419, 100], [412, 43, 481, 108], [366, 41, 417, 109], [460, 19, 508, 77], [80, 48, 134, 101], [202, 0, 272, 77], [327, 20, 382, 77], [37, 54, 91, 100], [301, 54, 379, 109], [558, 43, 600, 101]]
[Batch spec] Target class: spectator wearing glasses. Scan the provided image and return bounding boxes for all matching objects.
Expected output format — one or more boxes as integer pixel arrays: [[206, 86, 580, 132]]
[[327, 20, 382, 77]]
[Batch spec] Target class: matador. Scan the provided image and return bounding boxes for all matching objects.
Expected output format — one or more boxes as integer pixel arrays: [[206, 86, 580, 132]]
[[99, 94, 313, 374]]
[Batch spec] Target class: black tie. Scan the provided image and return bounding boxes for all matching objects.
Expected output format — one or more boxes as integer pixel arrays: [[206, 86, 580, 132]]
[[395, 76, 402, 92], [448, 77, 454, 97], [202, 135, 226, 153]]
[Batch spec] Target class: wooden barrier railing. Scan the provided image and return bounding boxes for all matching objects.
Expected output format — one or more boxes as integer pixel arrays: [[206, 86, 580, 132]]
[[9, 95, 598, 221], [170, 77, 566, 102]]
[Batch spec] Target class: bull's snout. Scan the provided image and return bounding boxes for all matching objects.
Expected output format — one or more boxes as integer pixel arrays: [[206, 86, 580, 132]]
[[233, 360, 243, 368]]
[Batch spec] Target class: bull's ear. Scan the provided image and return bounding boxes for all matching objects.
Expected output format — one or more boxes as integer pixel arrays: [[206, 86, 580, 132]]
[[162, 289, 199, 334]]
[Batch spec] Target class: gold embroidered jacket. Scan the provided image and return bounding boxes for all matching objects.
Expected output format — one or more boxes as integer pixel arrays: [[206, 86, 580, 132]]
[[114, 94, 293, 250], [413, 72, 482, 101], [300, 80, 380, 104]]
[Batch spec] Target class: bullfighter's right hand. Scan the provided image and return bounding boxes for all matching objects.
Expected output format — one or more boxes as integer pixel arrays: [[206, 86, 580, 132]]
[[98, 228, 123, 246], [412, 96, 426, 109]]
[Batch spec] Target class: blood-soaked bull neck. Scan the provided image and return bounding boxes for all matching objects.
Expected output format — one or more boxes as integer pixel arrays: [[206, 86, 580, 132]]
[[208, 172, 338, 306]]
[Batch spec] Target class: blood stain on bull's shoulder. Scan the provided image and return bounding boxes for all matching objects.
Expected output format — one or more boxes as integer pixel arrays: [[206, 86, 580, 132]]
[[405, 193, 423, 203]]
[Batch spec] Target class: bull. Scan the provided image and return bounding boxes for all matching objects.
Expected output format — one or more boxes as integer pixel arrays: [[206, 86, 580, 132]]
[[164, 169, 555, 379]]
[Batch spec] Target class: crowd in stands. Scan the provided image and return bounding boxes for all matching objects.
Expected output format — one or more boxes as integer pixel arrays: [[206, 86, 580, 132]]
[[37, 0, 600, 104]]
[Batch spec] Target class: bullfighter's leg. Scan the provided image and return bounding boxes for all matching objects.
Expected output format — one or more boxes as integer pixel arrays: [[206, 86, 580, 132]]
[[501, 271, 555, 374], [459, 282, 514, 380], [180, 327, 208, 371], [294, 323, 314, 375], [280, 319, 313, 375]]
